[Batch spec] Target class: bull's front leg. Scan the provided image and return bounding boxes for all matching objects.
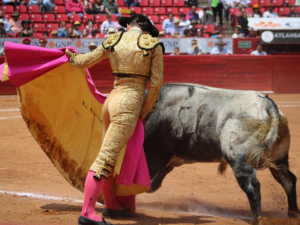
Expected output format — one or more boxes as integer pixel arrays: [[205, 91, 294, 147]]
[[269, 159, 300, 220], [229, 161, 262, 225]]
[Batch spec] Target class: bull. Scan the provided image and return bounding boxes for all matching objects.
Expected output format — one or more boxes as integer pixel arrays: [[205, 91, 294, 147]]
[[143, 83, 299, 225]]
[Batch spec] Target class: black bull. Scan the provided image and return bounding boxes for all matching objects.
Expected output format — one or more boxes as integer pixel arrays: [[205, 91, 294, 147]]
[[143, 83, 300, 225]]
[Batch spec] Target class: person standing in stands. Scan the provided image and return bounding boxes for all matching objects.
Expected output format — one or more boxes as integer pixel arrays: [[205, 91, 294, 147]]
[[40, 0, 56, 12], [162, 13, 175, 32], [211, 0, 223, 25], [251, 43, 267, 55], [186, 5, 200, 24], [201, 5, 215, 25], [263, 4, 278, 18], [66, 0, 86, 18]]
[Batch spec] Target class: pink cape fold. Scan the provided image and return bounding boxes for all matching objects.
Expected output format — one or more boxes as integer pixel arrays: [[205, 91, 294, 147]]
[[1, 42, 151, 188]]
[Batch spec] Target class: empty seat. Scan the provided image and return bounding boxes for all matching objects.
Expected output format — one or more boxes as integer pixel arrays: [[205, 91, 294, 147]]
[[89, 0, 95, 3], [154, 7, 166, 14], [95, 14, 107, 22], [202, 24, 214, 33], [161, 0, 173, 6], [260, 0, 271, 7], [56, 14, 69, 22], [155, 24, 162, 31], [167, 7, 179, 14], [173, 0, 185, 6], [245, 7, 252, 14], [142, 7, 154, 14], [272, 0, 283, 6], [15, 5, 27, 13], [43, 14, 56, 23], [2, 5, 14, 14], [28, 5, 40, 14], [30, 14, 42, 22], [116, 0, 126, 6], [139, 0, 149, 6], [82, 14, 94, 23], [249, 0, 259, 7], [148, 15, 159, 23], [53, 6, 66, 13], [4, 14, 12, 20], [69, 14, 82, 22], [229, 7, 239, 15], [47, 23, 59, 31], [55, 0, 65, 5], [19, 14, 29, 21], [159, 15, 168, 22], [178, 7, 190, 14], [295, 7, 300, 12], [34, 32, 43, 38], [278, 7, 290, 15], [130, 7, 142, 14], [33, 23, 45, 32], [149, 0, 160, 6]]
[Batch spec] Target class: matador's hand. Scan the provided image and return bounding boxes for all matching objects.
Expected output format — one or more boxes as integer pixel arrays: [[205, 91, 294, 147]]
[[65, 49, 73, 58]]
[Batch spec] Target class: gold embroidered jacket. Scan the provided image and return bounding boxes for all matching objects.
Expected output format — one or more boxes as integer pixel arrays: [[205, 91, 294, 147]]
[[69, 29, 164, 117]]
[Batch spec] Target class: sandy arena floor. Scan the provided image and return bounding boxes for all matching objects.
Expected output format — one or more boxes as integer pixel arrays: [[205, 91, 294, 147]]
[[1, 94, 300, 225]]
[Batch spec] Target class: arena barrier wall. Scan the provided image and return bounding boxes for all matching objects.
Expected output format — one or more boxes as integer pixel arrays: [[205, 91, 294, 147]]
[[1, 55, 299, 95]]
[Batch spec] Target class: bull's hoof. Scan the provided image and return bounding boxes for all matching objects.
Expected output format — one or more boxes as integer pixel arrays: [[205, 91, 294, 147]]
[[146, 184, 161, 193], [253, 217, 265, 225], [288, 210, 300, 220]]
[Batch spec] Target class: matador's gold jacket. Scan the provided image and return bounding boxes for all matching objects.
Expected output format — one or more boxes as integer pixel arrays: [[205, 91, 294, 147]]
[[70, 28, 164, 118]]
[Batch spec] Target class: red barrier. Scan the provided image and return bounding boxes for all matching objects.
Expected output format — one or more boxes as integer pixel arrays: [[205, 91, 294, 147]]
[[1, 55, 300, 95]]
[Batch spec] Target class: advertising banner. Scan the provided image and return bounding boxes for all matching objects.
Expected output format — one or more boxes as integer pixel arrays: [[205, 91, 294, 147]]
[[261, 30, 300, 43], [248, 18, 300, 31]]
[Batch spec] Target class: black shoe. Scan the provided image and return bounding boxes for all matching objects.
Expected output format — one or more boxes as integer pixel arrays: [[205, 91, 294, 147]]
[[102, 207, 134, 218], [78, 215, 114, 225]]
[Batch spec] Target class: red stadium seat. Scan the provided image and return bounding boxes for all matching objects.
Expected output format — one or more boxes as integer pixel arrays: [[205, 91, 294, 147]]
[[19, 14, 29, 21], [89, 0, 95, 3], [66, 22, 72, 28], [15, 5, 27, 13], [30, 14, 42, 23], [148, 15, 159, 23], [43, 14, 56, 23], [173, 0, 185, 6], [142, 7, 154, 14], [96, 33, 105, 38], [34, 32, 43, 38], [55, 0, 65, 5], [245, 7, 252, 14], [229, 7, 239, 15], [116, 0, 126, 6], [111, 14, 117, 21], [154, 7, 166, 14], [83, 14, 94, 23], [53, 6, 66, 13], [28, 5, 40, 14], [2, 5, 14, 14], [56, 14, 69, 22], [203, 33, 209, 38], [149, 0, 160, 6], [95, 14, 107, 22], [33, 23, 45, 32], [159, 15, 168, 22], [284, 0, 295, 5], [139, 0, 148, 6], [259, 7, 266, 13], [4, 14, 12, 20], [272, 0, 283, 6], [202, 24, 214, 33], [260, 0, 271, 7], [278, 7, 290, 15], [295, 7, 300, 12], [155, 24, 162, 31], [130, 7, 142, 13], [178, 7, 190, 14], [46, 23, 59, 31], [249, 0, 259, 7], [69, 14, 82, 22], [161, 0, 173, 6], [167, 7, 178, 14]]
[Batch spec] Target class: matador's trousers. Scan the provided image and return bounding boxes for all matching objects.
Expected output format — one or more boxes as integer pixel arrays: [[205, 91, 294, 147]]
[[90, 76, 147, 179]]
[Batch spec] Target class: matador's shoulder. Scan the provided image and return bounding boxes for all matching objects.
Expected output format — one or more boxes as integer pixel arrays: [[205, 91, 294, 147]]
[[102, 31, 124, 52], [138, 34, 165, 54]]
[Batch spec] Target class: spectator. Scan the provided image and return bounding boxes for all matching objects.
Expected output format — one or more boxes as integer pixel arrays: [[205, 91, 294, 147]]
[[210, 39, 232, 55], [104, 27, 116, 38], [18, 19, 33, 37], [114, 16, 122, 29], [158, 31, 165, 37], [232, 25, 244, 38], [82, 28, 89, 37], [22, 38, 31, 45], [40, 0, 55, 12], [73, 21, 82, 37], [124, 0, 139, 7], [233, 0, 249, 8], [196, 29, 203, 37], [183, 28, 191, 37], [43, 31, 49, 37], [3, 0, 19, 7], [0, 19, 7, 36], [187, 5, 200, 23], [85, 19, 96, 37], [189, 19, 198, 36], [105, 0, 119, 15], [88, 42, 97, 52], [0, 11, 11, 33], [1, 31, 8, 37], [91, 29, 97, 37], [0, 41, 5, 55], [187, 39, 204, 55], [179, 13, 190, 28], [170, 47, 180, 56], [67, 27, 77, 38], [263, 4, 278, 18], [222, 0, 233, 22], [211, 0, 223, 26], [39, 38, 47, 47], [166, 18, 185, 35], [249, 4, 262, 18], [237, 8, 249, 37], [51, 30, 58, 38], [66, 0, 86, 18], [251, 43, 267, 55], [57, 21, 68, 37], [162, 13, 175, 31], [90, 0, 105, 14], [9, 12, 22, 33], [281, 45, 292, 53], [287, 6, 300, 17], [101, 14, 115, 33], [201, 5, 215, 25]]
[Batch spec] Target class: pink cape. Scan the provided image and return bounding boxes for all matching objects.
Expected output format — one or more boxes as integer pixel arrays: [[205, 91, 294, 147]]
[[0, 42, 151, 190]]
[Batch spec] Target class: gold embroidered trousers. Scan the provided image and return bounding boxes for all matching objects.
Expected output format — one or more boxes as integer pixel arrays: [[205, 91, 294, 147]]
[[90, 76, 147, 179]]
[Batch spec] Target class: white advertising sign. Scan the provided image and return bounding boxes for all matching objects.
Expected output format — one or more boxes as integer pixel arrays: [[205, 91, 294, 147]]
[[248, 18, 300, 31]]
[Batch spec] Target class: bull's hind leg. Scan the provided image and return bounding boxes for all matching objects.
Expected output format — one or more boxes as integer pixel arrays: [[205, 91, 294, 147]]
[[229, 161, 262, 224], [269, 157, 300, 219]]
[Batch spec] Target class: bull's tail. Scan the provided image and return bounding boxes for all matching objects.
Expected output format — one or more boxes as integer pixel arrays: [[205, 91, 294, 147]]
[[246, 95, 280, 170]]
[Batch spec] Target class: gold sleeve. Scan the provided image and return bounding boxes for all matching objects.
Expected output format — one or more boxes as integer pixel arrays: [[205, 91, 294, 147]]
[[69, 45, 109, 69], [140, 44, 164, 119]]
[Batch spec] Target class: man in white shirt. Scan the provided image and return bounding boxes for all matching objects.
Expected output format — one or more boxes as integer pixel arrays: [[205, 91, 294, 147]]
[[162, 13, 175, 31], [179, 13, 190, 28], [101, 14, 116, 33], [251, 43, 267, 55], [263, 4, 278, 18], [166, 18, 185, 35], [210, 39, 232, 55]]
